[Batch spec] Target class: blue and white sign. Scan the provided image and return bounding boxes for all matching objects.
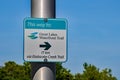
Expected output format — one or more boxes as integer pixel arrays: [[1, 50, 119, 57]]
[[24, 18, 67, 62]]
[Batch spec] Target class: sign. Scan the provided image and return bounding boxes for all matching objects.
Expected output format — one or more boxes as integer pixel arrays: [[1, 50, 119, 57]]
[[24, 18, 67, 62]]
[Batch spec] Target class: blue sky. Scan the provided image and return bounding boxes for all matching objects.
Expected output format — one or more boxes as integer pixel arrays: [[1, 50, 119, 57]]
[[0, 0, 120, 79]]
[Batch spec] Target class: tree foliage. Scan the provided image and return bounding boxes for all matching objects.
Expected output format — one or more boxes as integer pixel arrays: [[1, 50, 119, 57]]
[[74, 62, 117, 80], [56, 63, 73, 80], [0, 61, 117, 80], [0, 61, 30, 80]]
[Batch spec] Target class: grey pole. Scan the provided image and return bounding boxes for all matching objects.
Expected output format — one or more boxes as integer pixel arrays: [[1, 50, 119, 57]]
[[31, 0, 56, 80], [31, 0, 55, 18]]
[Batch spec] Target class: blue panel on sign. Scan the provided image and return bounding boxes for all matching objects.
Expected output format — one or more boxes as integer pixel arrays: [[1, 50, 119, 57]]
[[24, 18, 67, 30]]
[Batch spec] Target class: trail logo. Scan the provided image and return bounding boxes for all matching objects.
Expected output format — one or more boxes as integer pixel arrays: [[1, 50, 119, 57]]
[[28, 32, 38, 39]]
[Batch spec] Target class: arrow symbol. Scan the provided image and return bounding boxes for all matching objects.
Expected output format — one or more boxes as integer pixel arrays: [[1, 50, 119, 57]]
[[40, 42, 51, 50]]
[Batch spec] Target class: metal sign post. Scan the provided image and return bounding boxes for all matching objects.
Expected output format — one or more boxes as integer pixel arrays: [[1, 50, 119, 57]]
[[31, 0, 56, 80]]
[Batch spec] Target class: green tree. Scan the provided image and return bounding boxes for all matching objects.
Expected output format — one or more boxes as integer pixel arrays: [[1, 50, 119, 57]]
[[0, 61, 117, 80], [74, 73, 82, 80], [56, 63, 74, 80], [74, 63, 117, 80], [0, 61, 30, 80]]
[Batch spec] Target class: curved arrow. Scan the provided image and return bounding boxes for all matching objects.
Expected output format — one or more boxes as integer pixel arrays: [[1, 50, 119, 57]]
[[40, 42, 51, 50]]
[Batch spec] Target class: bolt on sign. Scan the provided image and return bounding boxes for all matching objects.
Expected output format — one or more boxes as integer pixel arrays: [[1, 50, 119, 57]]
[[24, 18, 68, 62]]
